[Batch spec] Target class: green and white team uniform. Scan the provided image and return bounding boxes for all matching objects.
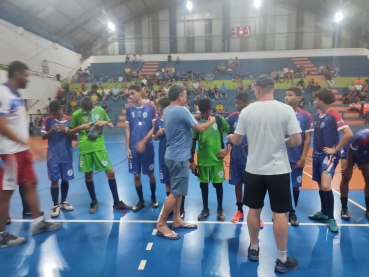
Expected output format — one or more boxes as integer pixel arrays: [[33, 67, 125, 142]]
[[70, 107, 113, 172], [193, 116, 230, 183]]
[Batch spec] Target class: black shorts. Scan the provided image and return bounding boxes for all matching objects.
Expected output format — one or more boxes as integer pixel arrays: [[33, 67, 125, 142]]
[[243, 171, 292, 213]]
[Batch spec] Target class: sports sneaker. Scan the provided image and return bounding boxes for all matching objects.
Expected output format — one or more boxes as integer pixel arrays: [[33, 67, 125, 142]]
[[341, 209, 351, 220], [289, 212, 299, 226], [132, 201, 145, 212], [217, 209, 225, 222], [198, 209, 210, 221], [51, 205, 60, 218], [248, 245, 259, 261], [6, 217, 11, 225], [231, 211, 244, 223], [260, 219, 264, 228], [89, 200, 99, 214], [113, 200, 133, 210], [328, 219, 339, 233], [274, 257, 298, 273], [0, 232, 26, 248], [151, 196, 159, 208], [308, 211, 328, 221], [32, 220, 62, 235], [60, 202, 74, 211], [365, 211, 369, 220]]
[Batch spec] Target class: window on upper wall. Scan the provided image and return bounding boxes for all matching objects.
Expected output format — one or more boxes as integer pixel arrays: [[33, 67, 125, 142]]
[[205, 19, 212, 34]]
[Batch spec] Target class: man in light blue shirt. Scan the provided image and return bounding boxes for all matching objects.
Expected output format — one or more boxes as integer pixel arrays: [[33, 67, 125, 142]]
[[220, 83, 227, 100], [156, 85, 215, 240]]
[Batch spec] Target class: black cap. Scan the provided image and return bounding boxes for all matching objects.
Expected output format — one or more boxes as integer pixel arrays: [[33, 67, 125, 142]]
[[254, 74, 275, 88]]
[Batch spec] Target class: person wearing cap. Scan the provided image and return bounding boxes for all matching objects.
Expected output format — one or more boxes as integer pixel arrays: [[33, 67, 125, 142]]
[[227, 75, 302, 273]]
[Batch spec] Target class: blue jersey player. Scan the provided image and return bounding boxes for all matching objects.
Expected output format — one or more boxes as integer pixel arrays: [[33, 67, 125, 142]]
[[126, 85, 158, 212], [226, 93, 260, 226], [41, 100, 77, 217], [285, 88, 313, 226], [154, 97, 185, 218], [340, 129, 369, 220], [309, 89, 353, 232]]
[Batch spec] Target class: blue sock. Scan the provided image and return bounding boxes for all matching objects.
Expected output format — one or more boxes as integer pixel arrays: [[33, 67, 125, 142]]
[[86, 181, 97, 202], [60, 181, 69, 203], [150, 182, 156, 198], [323, 190, 334, 220], [108, 179, 120, 205], [51, 187, 59, 206]]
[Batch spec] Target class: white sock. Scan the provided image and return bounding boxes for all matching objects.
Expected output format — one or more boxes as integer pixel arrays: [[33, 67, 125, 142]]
[[250, 243, 259, 251], [0, 231, 4, 235], [278, 250, 287, 263], [32, 216, 44, 226]]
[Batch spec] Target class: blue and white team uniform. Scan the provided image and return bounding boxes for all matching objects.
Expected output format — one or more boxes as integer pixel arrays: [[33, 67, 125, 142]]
[[226, 112, 248, 185], [287, 110, 314, 188], [313, 110, 348, 182], [341, 129, 369, 167], [154, 117, 170, 184], [41, 115, 74, 182], [125, 103, 156, 175]]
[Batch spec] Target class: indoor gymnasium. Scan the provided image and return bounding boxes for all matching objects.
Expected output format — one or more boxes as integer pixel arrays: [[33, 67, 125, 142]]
[[0, 0, 369, 276]]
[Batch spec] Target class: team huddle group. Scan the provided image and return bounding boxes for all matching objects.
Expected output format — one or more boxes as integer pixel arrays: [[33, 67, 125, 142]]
[[1, 62, 369, 269]]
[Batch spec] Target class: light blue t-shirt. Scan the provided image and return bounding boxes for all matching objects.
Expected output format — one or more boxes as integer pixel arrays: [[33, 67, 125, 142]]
[[164, 106, 197, 162], [220, 86, 227, 93]]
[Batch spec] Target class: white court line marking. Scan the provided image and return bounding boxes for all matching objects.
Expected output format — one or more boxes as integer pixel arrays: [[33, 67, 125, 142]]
[[138, 260, 147, 270], [152, 229, 158, 235], [146, 243, 153, 250], [303, 171, 366, 211], [10, 219, 369, 227]]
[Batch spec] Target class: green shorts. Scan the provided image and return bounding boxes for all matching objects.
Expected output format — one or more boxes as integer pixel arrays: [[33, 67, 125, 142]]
[[198, 164, 225, 184], [79, 151, 112, 173]]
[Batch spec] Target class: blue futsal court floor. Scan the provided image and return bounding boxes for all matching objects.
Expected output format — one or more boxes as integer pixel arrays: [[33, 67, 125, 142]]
[[1, 135, 369, 277]]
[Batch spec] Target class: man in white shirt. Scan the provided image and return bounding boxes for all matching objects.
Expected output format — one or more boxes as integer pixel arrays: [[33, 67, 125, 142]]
[[0, 61, 62, 248], [227, 75, 301, 273]]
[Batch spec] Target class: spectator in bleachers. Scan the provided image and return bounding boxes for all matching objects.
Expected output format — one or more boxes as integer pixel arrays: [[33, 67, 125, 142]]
[[96, 86, 103, 101], [107, 76, 114, 82], [125, 55, 130, 63], [278, 70, 285, 83], [220, 83, 227, 100], [102, 86, 110, 101], [174, 71, 182, 81], [132, 54, 137, 64], [363, 99, 369, 124], [163, 84, 170, 95], [45, 97, 52, 114], [213, 84, 219, 100], [348, 82, 355, 92], [118, 75, 123, 82], [227, 67, 233, 75], [125, 66, 132, 76], [237, 81, 244, 94], [326, 64, 332, 74], [235, 72, 242, 81], [318, 65, 325, 75], [35, 109, 43, 127], [214, 64, 220, 76], [297, 79, 305, 88], [342, 92, 352, 104], [299, 96, 305, 108], [234, 57, 240, 68], [206, 72, 214, 83], [124, 87, 130, 101], [112, 85, 120, 101], [71, 76, 76, 83], [141, 77, 148, 87], [167, 53, 172, 65], [349, 101, 361, 113], [84, 68, 90, 76], [355, 77, 363, 85], [193, 81, 200, 95], [359, 91, 367, 116], [193, 72, 201, 81], [243, 70, 251, 80], [220, 63, 226, 75], [70, 95, 77, 112], [300, 65, 306, 77], [77, 67, 83, 78], [207, 87, 214, 100], [325, 72, 334, 88], [333, 65, 340, 77], [228, 58, 234, 69], [285, 69, 293, 84], [187, 69, 194, 81], [271, 70, 278, 82], [82, 88, 89, 96], [283, 66, 289, 74], [175, 56, 182, 64], [91, 92, 98, 105], [354, 82, 363, 96], [312, 82, 321, 96]]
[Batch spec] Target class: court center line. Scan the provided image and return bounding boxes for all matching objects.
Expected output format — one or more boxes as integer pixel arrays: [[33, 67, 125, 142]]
[[138, 260, 146, 270], [303, 171, 366, 212], [146, 243, 153, 251], [10, 219, 369, 227]]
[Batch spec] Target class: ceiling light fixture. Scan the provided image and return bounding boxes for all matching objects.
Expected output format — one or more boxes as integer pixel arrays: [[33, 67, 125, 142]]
[[187, 1, 193, 11], [334, 12, 343, 23], [254, 0, 261, 8], [107, 21, 115, 32]]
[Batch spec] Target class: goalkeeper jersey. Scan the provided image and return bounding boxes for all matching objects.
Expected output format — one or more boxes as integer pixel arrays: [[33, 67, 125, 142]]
[[70, 107, 110, 154]]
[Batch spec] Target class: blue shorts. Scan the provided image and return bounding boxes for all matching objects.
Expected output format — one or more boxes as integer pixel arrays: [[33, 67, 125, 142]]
[[229, 162, 246, 185], [128, 143, 155, 175], [290, 163, 303, 188], [341, 143, 350, 159], [354, 151, 369, 167], [47, 161, 74, 182], [159, 164, 171, 184], [312, 155, 339, 182]]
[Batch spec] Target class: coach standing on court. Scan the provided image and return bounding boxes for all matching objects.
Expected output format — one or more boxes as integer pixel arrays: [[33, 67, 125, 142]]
[[227, 75, 302, 273], [156, 85, 215, 239]]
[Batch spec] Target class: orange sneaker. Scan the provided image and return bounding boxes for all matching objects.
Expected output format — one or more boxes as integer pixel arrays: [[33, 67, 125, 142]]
[[260, 219, 264, 228], [231, 211, 244, 223]]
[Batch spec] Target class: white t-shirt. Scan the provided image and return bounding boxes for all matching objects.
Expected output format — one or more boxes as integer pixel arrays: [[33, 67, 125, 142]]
[[0, 85, 29, 154], [164, 87, 170, 93], [235, 100, 301, 175], [193, 82, 199, 89], [103, 89, 110, 95], [118, 76, 123, 82]]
